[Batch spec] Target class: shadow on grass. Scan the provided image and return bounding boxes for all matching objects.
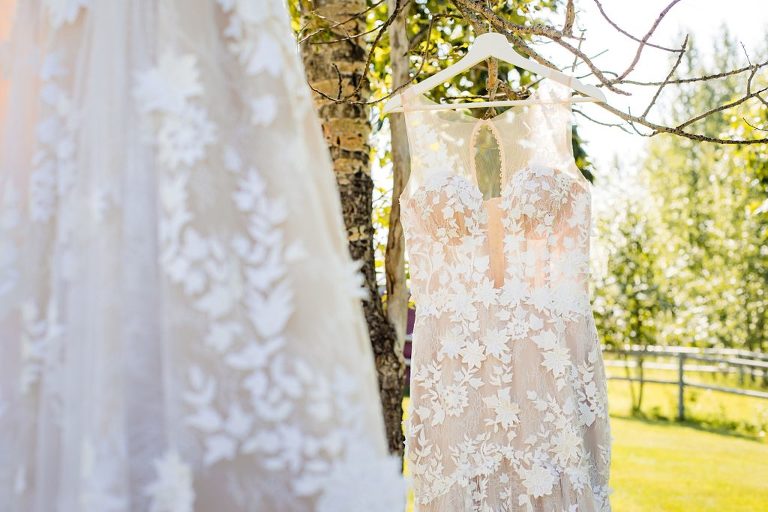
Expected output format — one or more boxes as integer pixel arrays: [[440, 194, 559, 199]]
[[609, 411, 767, 443]]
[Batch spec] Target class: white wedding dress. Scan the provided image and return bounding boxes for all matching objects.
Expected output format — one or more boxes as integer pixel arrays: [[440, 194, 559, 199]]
[[400, 82, 613, 511], [0, 1, 402, 511]]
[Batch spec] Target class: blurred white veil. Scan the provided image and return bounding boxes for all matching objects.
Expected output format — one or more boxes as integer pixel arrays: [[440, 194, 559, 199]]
[[0, 1, 403, 511]]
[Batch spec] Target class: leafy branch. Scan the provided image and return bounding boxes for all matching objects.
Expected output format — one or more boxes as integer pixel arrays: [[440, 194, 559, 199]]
[[298, 0, 768, 144]]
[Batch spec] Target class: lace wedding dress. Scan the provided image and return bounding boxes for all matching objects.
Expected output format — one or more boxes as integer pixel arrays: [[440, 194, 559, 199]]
[[0, 1, 402, 511], [400, 81, 613, 512]]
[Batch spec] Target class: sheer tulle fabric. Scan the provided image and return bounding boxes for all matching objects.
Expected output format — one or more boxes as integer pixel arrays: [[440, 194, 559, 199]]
[[400, 82, 612, 511], [0, 2, 402, 511]]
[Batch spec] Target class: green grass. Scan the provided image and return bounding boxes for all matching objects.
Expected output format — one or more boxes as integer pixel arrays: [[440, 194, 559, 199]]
[[608, 413, 768, 511], [402, 374, 768, 511]]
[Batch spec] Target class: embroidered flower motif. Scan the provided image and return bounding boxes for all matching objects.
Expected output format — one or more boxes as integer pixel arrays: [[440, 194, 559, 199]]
[[439, 327, 466, 360], [551, 429, 582, 466], [135, 51, 203, 114], [29, 162, 57, 222], [475, 277, 498, 307], [338, 258, 368, 300], [217, 1, 284, 76], [482, 388, 520, 431], [484, 328, 508, 360], [542, 344, 571, 378], [30, 52, 78, 223], [156, 105, 216, 168], [459, 339, 486, 369], [134, 52, 216, 169], [250, 95, 277, 126], [442, 382, 469, 416], [44, 0, 88, 29], [520, 463, 556, 498], [144, 452, 195, 512]]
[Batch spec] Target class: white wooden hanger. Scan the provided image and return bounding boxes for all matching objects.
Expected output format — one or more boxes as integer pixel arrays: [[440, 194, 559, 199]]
[[383, 32, 606, 114]]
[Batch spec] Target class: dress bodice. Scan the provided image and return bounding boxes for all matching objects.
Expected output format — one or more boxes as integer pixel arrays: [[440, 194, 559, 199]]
[[400, 81, 594, 316]]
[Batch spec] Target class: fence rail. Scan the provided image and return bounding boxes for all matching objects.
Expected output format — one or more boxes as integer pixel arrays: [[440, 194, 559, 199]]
[[602, 345, 768, 420]]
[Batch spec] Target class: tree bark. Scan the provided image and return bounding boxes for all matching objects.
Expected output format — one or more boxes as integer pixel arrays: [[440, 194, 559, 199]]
[[299, 0, 405, 458], [385, 0, 411, 356]]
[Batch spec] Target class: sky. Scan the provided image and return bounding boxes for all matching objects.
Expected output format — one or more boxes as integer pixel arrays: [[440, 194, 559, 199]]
[[549, 0, 768, 183]]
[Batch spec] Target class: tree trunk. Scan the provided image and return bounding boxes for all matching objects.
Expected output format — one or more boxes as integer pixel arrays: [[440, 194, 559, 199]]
[[299, 0, 404, 458], [385, 0, 411, 357]]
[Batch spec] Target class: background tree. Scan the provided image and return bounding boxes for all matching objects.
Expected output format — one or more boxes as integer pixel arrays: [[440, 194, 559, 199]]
[[297, 0, 405, 456], [639, 31, 768, 354], [592, 190, 673, 412], [384, 0, 411, 353], [592, 31, 768, 405]]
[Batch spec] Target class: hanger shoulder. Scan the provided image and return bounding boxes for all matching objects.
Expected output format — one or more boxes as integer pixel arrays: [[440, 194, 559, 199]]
[[382, 31, 606, 115]]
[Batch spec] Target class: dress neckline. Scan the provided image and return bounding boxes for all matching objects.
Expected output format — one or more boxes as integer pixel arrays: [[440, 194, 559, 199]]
[[410, 90, 537, 125], [403, 80, 573, 125]]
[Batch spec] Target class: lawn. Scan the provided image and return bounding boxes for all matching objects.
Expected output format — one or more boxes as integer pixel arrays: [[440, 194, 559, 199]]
[[403, 375, 768, 511], [608, 413, 768, 511]]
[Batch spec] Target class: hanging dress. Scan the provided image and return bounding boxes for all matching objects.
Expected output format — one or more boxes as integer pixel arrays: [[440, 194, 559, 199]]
[[0, 1, 403, 511], [400, 81, 613, 512]]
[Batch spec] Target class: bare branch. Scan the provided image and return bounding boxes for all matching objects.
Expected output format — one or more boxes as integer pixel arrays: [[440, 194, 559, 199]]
[[625, 106, 655, 137], [301, 0, 768, 144], [597, 100, 768, 144], [301, 0, 412, 104], [332, 63, 343, 100], [296, 0, 387, 45], [573, 108, 634, 134], [563, 0, 575, 37], [610, 0, 685, 84], [569, 30, 588, 73], [744, 118, 768, 132], [611, 61, 768, 86], [741, 43, 768, 109], [546, 35, 631, 94], [676, 85, 768, 131], [592, 0, 680, 53], [641, 35, 688, 118], [304, 3, 447, 108]]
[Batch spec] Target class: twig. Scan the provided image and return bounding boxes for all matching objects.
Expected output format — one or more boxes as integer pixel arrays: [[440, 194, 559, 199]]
[[641, 35, 688, 118], [300, 0, 768, 144], [741, 43, 768, 109], [297, 0, 387, 45], [302, 0, 412, 104], [744, 118, 768, 132], [675, 85, 768, 131], [592, 0, 680, 53], [612, 61, 768, 86], [563, 0, 575, 37], [597, 100, 768, 144], [452, 0, 629, 93], [610, 0, 685, 84], [573, 108, 634, 134]]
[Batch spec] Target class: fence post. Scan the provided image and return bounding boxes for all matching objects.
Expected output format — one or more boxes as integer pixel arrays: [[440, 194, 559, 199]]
[[677, 353, 685, 421]]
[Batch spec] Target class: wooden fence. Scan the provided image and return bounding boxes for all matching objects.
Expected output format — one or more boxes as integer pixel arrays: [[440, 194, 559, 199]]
[[602, 345, 768, 421]]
